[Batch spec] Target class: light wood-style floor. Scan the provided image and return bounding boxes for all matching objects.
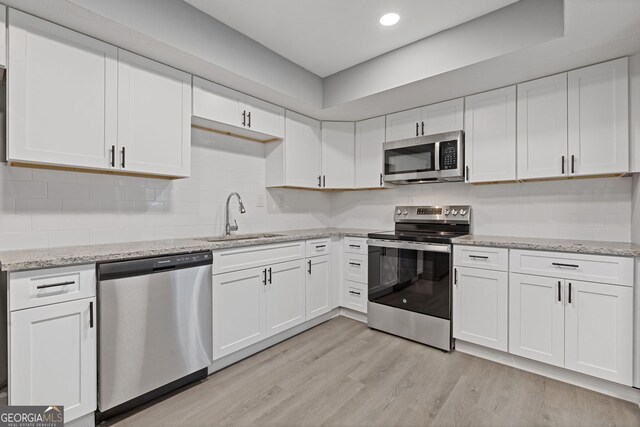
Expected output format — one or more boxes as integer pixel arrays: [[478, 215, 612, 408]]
[[109, 317, 640, 427]]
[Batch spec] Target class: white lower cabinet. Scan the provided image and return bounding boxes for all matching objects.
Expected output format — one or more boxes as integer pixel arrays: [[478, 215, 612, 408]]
[[265, 260, 306, 337], [564, 280, 633, 385], [509, 273, 565, 367], [509, 273, 633, 385], [10, 297, 97, 422], [342, 237, 368, 313], [306, 255, 331, 320], [453, 267, 508, 351]]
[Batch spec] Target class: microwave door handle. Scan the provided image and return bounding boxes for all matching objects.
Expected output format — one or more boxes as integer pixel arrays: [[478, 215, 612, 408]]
[[434, 141, 441, 172]]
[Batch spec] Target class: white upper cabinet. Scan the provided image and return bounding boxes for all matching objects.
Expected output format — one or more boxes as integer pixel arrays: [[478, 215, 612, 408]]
[[7, 9, 117, 170], [192, 77, 284, 141], [321, 121, 355, 189], [355, 116, 386, 188], [0, 7, 6, 68], [517, 74, 568, 180], [568, 58, 629, 176], [385, 107, 421, 141], [385, 98, 463, 142], [422, 98, 464, 135], [564, 279, 633, 385], [117, 50, 191, 177], [266, 110, 321, 188], [464, 86, 517, 183]]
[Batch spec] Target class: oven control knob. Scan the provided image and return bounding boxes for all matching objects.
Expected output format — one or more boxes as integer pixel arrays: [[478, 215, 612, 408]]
[[396, 209, 402, 215], [460, 209, 467, 216], [402, 209, 409, 215], [443, 209, 450, 215], [451, 209, 458, 216]]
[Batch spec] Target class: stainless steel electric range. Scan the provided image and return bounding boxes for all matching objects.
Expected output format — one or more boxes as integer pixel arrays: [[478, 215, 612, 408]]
[[367, 205, 471, 351]]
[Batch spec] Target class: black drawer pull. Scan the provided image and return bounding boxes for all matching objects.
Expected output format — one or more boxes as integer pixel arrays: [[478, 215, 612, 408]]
[[469, 255, 489, 260], [552, 262, 579, 268], [349, 262, 361, 267], [349, 290, 361, 296], [308, 260, 312, 274], [36, 280, 75, 290], [315, 245, 326, 249], [568, 282, 572, 304], [89, 301, 94, 328], [557, 281, 561, 302], [349, 244, 361, 248]]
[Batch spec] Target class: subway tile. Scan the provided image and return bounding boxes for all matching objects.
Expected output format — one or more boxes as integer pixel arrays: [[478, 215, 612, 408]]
[[16, 199, 63, 214], [48, 183, 90, 200], [32, 214, 76, 231], [32, 169, 77, 184], [0, 181, 48, 198], [48, 230, 91, 247]]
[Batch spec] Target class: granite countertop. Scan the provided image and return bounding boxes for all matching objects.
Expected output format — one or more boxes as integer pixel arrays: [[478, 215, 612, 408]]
[[452, 235, 640, 257], [0, 228, 375, 272]]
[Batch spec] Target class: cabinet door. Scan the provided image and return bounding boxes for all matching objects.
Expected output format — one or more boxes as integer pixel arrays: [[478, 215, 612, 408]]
[[355, 117, 385, 188], [306, 255, 331, 320], [421, 98, 464, 135], [266, 259, 306, 337], [509, 274, 564, 367], [8, 9, 117, 170], [517, 74, 568, 180], [213, 268, 266, 358], [321, 121, 355, 189], [117, 50, 191, 177], [464, 86, 516, 183], [568, 58, 629, 176], [192, 77, 242, 128], [242, 96, 285, 139], [453, 267, 508, 351], [385, 107, 421, 141], [284, 111, 322, 188], [565, 280, 633, 385], [10, 298, 96, 422]]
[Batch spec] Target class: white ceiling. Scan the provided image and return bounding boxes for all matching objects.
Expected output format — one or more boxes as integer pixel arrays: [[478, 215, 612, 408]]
[[184, 0, 519, 77]]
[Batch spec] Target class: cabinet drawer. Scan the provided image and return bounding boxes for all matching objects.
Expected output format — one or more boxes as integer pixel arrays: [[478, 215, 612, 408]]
[[454, 245, 508, 271], [343, 237, 367, 255], [214, 241, 304, 275], [305, 238, 331, 257], [343, 253, 367, 284], [344, 282, 367, 313], [9, 264, 96, 311], [510, 250, 633, 286]]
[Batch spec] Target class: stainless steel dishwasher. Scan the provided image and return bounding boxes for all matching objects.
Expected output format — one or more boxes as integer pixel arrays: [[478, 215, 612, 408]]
[[97, 251, 212, 419]]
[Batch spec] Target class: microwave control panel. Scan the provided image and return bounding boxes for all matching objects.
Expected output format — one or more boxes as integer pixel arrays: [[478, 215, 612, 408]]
[[440, 140, 458, 170]]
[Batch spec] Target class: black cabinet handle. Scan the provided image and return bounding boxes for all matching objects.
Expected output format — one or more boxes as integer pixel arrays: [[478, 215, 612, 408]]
[[349, 262, 361, 267], [454, 268, 458, 285], [571, 155, 575, 174], [557, 281, 561, 302], [568, 282, 572, 304], [315, 245, 326, 249], [380, 173, 383, 186], [111, 145, 115, 167], [247, 111, 251, 128], [415, 122, 419, 137], [268, 267, 272, 284], [561, 155, 565, 174], [349, 290, 361, 296], [262, 269, 267, 286], [318, 175, 322, 188], [89, 301, 94, 328], [242, 110, 246, 126], [349, 244, 361, 248], [421, 121, 424, 136], [469, 255, 489, 260], [308, 260, 312, 274], [466, 166, 469, 182], [552, 262, 579, 268], [121, 147, 126, 168], [36, 280, 75, 290], [323, 175, 326, 187]]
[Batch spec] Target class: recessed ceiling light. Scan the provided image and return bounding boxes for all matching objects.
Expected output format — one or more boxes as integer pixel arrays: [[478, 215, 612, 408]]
[[379, 12, 400, 27]]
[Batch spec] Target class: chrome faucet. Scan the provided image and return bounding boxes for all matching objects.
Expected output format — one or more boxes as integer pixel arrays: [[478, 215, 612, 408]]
[[225, 192, 246, 236]]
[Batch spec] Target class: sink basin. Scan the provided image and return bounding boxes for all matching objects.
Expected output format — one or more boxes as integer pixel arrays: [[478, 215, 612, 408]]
[[198, 233, 284, 243]]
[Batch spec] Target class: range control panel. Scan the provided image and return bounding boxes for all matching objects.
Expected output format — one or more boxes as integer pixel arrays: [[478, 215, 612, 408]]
[[394, 205, 471, 223]]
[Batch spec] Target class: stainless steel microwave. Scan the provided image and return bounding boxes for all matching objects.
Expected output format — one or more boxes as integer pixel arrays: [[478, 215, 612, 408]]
[[383, 130, 464, 184]]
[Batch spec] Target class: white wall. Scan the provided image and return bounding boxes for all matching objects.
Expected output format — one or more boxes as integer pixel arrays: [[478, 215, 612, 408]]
[[0, 129, 331, 250], [332, 177, 632, 242]]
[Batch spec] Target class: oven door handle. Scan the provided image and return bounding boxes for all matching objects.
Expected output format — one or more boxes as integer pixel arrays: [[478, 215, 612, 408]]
[[366, 239, 451, 253]]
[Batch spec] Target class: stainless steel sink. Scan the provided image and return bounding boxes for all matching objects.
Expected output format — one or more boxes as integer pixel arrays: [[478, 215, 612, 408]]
[[198, 233, 284, 242]]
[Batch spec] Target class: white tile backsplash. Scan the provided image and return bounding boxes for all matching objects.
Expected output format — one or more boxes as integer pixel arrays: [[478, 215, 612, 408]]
[[0, 127, 632, 250]]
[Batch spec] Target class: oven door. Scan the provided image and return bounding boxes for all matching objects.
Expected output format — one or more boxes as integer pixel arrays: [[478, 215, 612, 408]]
[[367, 239, 451, 320], [383, 138, 439, 182]]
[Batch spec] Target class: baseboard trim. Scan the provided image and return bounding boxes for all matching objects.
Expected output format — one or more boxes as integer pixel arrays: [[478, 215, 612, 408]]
[[455, 340, 640, 403], [209, 309, 341, 374], [339, 307, 367, 323]]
